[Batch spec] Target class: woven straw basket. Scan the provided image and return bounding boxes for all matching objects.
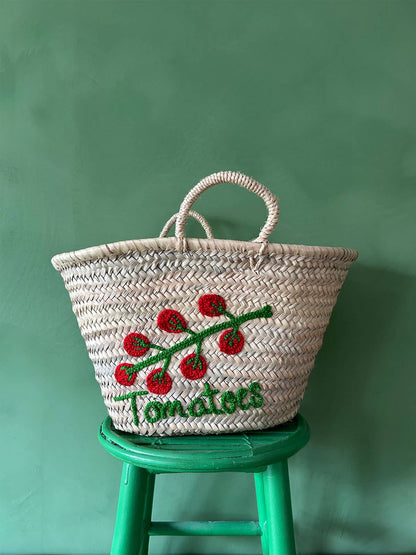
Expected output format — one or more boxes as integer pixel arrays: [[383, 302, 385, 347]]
[[52, 171, 358, 436]]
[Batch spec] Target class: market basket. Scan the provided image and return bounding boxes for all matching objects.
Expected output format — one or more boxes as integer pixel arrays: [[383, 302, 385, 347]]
[[52, 171, 358, 436]]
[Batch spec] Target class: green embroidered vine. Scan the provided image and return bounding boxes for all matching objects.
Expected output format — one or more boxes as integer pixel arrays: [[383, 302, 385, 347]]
[[124, 304, 271, 378]]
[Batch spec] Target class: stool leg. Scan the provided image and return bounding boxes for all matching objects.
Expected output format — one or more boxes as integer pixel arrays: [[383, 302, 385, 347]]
[[137, 468, 155, 555], [262, 460, 296, 555], [111, 463, 155, 555], [254, 471, 269, 555]]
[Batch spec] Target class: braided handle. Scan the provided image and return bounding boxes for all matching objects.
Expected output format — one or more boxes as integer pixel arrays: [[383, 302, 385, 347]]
[[159, 210, 214, 239], [175, 171, 279, 247]]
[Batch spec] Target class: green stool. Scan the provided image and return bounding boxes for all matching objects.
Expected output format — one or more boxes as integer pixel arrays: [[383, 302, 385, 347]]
[[98, 415, 310, 555]]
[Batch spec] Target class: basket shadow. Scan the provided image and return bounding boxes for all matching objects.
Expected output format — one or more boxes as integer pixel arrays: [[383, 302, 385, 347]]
[[296, 262, 416, 552], [156, 262, 416, 555]]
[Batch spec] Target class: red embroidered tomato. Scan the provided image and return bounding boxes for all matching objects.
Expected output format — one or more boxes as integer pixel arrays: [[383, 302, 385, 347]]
[[123, 333, 150, 357], [219, 329, 244, 354], [114, 363, 137, 386], [147, 369, 172, 394], [157, 309, 187, 333], [198, 294, 226, 317], [180, 353, 207, 380]]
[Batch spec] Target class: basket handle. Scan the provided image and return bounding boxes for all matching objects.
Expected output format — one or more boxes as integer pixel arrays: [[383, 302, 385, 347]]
[[159, 210, 214, 239], [175, 171, 279, 249]]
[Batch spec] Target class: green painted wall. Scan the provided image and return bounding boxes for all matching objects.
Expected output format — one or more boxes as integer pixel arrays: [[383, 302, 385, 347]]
[[1, 1, 415, 553]]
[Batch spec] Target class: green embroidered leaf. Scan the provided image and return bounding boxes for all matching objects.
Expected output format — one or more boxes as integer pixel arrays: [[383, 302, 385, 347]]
[[169, 314, 184, 330], [133, 337, 149, 347], [121, 364, 134, 376], [224, 330, 234, 344], [223, 328, 240, 346]]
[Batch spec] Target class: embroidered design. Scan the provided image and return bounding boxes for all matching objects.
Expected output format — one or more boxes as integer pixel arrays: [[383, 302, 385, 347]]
[[124, 333, 150, 357], [198, 294, 228, 317], [114, 390, 149, 426], [219, 329, 245, 354], [146, 368, 173, 395], [114, 363, 136, 386], [180, 353, 207, 380], [140, 381, 263, 424], [157, 309, 187, 333], [114, 295, 272, 394]]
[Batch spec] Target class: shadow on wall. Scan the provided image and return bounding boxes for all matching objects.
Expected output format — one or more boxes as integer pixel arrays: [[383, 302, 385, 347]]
[[295, 262, 416, 552], [154, 263, 416, 555]]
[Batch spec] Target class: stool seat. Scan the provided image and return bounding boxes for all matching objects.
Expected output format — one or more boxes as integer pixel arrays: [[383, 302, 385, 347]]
[[99, 414, 310, 473], [98, 415, 310, 555]]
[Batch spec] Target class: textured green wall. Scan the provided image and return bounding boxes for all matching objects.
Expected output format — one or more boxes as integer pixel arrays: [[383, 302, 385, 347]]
[[1, 1, 415, 553]]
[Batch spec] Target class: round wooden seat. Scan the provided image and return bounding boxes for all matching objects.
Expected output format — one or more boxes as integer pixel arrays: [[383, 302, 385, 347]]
[[99, 414, 310, 473]]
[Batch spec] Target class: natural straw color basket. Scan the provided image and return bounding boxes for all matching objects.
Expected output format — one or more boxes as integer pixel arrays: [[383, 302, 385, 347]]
[[52, 171, 358, 436]]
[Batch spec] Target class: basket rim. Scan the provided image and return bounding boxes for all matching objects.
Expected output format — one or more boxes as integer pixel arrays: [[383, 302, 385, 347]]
[[51, 237, 358, 271]]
